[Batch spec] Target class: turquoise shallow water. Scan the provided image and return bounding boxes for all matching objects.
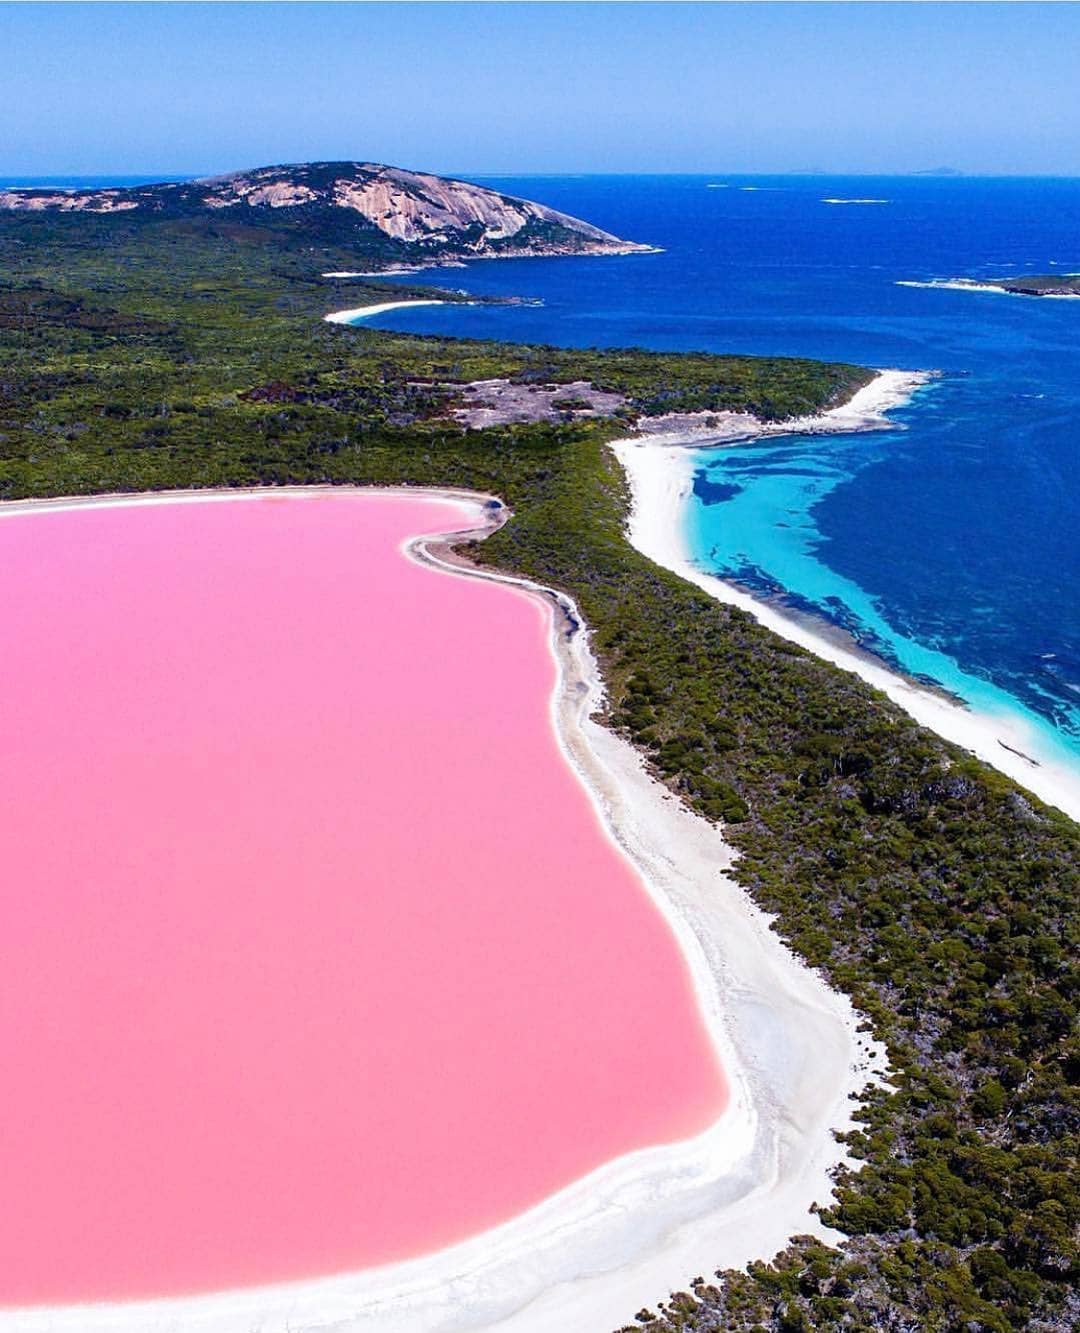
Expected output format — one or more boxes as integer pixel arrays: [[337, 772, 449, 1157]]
[[339, 174, 1080, 778], [687, 412, 1080, 774]]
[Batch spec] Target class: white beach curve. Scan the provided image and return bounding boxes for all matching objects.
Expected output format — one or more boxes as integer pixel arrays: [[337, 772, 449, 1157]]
[[611, 371, 1080, 825], [323, 299, 446, 324], [0, 485, 884, 1333]]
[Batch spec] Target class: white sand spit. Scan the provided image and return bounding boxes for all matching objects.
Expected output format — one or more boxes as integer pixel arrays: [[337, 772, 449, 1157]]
[[0, 485, 885, 1333], [323, 299, 445, 324], [322, 266, 428, 277]]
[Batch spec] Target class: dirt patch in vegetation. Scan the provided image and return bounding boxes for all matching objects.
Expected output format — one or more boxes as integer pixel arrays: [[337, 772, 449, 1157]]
[[449, 377, 628, 428]]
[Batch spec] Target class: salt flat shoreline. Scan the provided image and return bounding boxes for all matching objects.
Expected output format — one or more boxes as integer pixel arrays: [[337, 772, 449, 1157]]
[[0, 485, 884, 1333], [612, 371, 1080, 825]]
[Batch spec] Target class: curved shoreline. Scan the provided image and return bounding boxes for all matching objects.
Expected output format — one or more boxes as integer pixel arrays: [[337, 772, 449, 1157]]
[[0, 486, 882, 1333], [323, 299, 446, 324], [611, 370, 1080, 825]]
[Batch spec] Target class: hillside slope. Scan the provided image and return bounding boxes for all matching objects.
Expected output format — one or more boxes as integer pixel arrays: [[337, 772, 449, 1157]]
[[0, 161, 651, 265]]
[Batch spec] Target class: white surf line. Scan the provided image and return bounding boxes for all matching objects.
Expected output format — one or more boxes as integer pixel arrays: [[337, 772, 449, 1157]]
[[0, 485, 884, 1333], [323, 299, 445, 324], [611, 373, 1080, 825]]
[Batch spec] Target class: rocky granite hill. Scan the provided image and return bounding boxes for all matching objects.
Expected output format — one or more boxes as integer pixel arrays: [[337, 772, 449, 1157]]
[[0, 161, 650, 265]]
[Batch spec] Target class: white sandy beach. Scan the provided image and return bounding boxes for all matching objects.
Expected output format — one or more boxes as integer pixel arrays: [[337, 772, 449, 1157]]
[[612, 372, 1080, 825], [323, 298, 445, 324], [0, 485, 885, 1333], [322, 266, 432, 278]]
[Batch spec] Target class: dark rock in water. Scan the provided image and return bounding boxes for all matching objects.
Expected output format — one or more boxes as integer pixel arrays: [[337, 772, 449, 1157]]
[[692, 470, 742, 506]]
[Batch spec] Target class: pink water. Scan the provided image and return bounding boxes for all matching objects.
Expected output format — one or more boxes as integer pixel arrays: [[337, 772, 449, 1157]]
[[0, 492, 726, 1307]]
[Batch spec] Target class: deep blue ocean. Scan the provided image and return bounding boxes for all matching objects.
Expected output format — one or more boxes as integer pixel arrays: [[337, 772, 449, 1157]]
[[348, 175, 1080, 774], [7, 172, 1077, 770]]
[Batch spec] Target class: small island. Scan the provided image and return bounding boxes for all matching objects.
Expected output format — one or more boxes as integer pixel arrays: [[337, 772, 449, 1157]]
[[974, 274, 1080, 297], [916, 273, 1080, 298]]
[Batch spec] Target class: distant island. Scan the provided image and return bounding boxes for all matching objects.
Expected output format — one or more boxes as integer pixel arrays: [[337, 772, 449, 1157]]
[[899, 273, 1080, 299], [961, 273, 1080, 297], [0, 160, 653, 267]]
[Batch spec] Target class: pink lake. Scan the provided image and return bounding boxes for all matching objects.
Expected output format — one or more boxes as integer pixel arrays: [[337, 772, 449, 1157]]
[[0, 492, 725, 1306]]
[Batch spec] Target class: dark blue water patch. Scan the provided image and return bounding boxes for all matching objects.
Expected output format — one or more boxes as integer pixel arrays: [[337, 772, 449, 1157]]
[[338, 174, 1080, 768], [692, 471, 742, 505], [709, 553, 947, 690]]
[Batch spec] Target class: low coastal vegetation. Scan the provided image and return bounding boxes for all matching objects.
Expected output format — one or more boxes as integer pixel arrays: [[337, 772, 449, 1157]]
[[0, 211, 1076, 1332]]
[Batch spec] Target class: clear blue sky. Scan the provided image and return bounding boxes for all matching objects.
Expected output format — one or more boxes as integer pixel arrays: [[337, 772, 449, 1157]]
[[3, 2, 1078, 177]]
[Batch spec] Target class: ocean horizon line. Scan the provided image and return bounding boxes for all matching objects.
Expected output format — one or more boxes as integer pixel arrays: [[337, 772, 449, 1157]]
[[7, 169, 1080, 186]]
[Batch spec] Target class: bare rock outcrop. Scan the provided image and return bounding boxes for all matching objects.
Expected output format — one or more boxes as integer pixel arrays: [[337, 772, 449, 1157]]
[[0, 161, 652, 262]]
